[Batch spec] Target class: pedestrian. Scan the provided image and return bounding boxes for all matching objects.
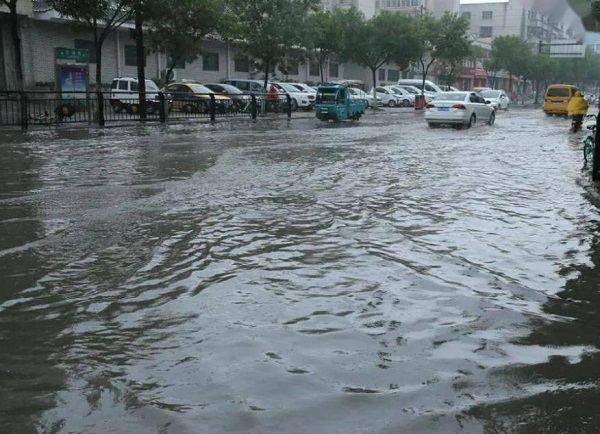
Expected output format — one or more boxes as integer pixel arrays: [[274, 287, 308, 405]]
[[266, 84, 279, 112], [567, 90, 589, 132]]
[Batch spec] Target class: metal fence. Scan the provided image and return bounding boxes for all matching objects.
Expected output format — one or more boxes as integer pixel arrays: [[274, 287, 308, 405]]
[[0, 91, 298, 129]]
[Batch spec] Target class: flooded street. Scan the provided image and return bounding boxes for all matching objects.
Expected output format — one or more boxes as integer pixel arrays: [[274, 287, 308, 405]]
[[2, 108, 600, 433]]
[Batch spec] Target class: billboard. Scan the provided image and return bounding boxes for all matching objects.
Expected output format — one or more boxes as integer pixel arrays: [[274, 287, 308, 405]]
[[58, 65, 88, 100]]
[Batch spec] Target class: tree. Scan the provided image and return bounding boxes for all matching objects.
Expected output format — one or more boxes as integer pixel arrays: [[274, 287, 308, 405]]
[[489, 35, 531, 92], [305, 10, 343, 83], [414, 12, 471, 95], [338, 10, 419, 103], [47, 0, 135, 89], [0, 0, 24, 89], [225, 0, 319, 90], [527, 54, 557, 104], [145, 0, 224, 87]]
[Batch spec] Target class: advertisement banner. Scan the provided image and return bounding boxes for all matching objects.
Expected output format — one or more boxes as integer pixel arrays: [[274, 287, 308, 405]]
[[59, 65, 88, 100]]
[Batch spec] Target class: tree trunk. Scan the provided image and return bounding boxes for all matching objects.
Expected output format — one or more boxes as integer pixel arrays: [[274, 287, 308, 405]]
[[371, 67, 378, 110], [263, 59, 270, 91], [508, 72, 513, 93], [135, 4, 146, 120], [95, 42, 102, 90], [319, 59, 324, 84], [8, 1, 23, 90]]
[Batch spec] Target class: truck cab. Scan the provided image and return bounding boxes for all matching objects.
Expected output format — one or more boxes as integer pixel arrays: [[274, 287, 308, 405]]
[[314, 84, 365, 122]]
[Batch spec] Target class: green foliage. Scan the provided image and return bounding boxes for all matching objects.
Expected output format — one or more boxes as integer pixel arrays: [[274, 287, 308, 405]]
[[337, 10, 419, 90], [145, 0, 225, 82], [224, 0, 319, 89], [488, 35, 530, 90], [304, 9, 345, 82], [47, 0, 135, 87], [414, 13, 471, 92]]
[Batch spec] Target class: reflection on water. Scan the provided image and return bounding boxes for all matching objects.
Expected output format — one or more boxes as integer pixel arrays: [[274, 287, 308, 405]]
[[1, 112, 600, 433]]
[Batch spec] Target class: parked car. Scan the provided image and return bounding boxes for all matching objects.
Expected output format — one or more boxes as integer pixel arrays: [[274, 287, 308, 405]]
[[163, 82, 233, 113], [397, 85, 434, 103], [479, 89, 510, 111], [348, 87, 380, 108], [110, 77, 161, 114], [425, 91, 495, 129], [272, 82, 312, 111], [372, 86, 401, 107], [397, 79, 443, 94], [439, 85, 460, 92], [221, 79, 267, 96], [288, 82, 317, 109], [204, 83, 252, 111], [385, 86, 414, 107]]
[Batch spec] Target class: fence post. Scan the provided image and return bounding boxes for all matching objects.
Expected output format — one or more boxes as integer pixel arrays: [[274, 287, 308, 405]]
[[209, 94, 216, 122], [251, 95, 257, 119], [96, 91, 105, 126], [594, 112, 600, 181], [158, 92, 166, 123], [20, 91, 28, 130], [286, 94, 292, 119]]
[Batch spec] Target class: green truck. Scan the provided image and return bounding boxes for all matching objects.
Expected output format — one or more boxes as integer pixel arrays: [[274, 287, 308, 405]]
[[314, 84, 366, 122]]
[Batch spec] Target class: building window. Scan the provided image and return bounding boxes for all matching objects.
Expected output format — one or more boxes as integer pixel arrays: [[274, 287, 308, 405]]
[[479, 26, 493, 38], [167, 54, 185, 69], [309, 62, 319, 76], [329, 62, 339, 78], [124, 45, 145, 67], [462, 12, 470, 21], [378, 69, 386, 81], [203, 52, 219, 71], [482, 11, 493, 19], [388, 69, 399, 82], [234, 57, 250, 73], [74, 39, 96, 63]]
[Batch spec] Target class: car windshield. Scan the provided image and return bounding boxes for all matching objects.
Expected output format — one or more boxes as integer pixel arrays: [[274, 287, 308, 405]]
[[401, 87, 418, 94], [481, 90, 500, 98], [278, 83, 300, 93], [348, 88, 360, 95], [215, 84, 242, 94], [188, 84, 214, 94], [436, 92, 467, 101], [145, 80, 159, 91]]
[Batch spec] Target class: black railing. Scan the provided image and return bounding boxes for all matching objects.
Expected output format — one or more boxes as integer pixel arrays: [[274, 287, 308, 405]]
[[0, 90, 304, 129]]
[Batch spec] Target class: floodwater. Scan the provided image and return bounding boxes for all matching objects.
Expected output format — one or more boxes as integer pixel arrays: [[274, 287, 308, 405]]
[[1, 109, 600, 433]]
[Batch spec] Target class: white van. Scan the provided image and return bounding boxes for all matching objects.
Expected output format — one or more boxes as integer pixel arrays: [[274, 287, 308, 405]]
[[397, 79, 443, 94]]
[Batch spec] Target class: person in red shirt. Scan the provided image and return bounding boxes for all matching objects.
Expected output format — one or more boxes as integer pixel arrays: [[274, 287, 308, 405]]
[[265, 84, 280, 112]]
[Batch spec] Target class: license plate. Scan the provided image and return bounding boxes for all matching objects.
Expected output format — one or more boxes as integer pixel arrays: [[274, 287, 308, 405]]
[[438, 107, 449, 111], [553, 101, 562, 105]]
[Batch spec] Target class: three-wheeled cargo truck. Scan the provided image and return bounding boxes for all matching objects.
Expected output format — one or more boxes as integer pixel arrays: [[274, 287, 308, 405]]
[[314, 84, 366, 122]]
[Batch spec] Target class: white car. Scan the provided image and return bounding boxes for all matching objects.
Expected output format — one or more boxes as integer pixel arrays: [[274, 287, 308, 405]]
[[397, 85, 435, 103], [373, 87, 401, 107], [272, 82, 312, 111], [425, 91, 495, 129], [385, 86, 415, 107], [110, 77, 161, 113], [288, 82, 317, 109], [479, 89, 510, 111], [348, 87, 380, 108]]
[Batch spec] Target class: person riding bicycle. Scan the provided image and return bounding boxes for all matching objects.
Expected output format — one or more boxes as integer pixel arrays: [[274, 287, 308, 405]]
[[567, 90, 589, 132]]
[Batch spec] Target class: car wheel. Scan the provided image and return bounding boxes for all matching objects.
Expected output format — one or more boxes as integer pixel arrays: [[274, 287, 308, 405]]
[[428, 122, 439, 128], [402, 99, 411, 107], [388, 100, 396, 108], [146, 102, 156, 114], [467, 114, 476, 128], [487, 111, 495, 125], [113, 101, 124, 113], [183, 103, 196, 114], [504, 105, 509, 111], [197, 101, 209, 113]]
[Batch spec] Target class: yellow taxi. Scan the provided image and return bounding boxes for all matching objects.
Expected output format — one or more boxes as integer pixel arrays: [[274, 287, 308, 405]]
[[543, 84, 579, 116], [163, 82, 233, 113]]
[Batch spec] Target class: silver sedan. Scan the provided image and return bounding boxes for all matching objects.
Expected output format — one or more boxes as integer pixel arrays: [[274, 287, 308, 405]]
[[425, 91, 496, 129]]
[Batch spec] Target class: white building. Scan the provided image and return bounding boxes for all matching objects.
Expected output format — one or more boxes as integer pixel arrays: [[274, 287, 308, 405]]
[[321, 0, 458, 18], [459, 0, 584, 47]]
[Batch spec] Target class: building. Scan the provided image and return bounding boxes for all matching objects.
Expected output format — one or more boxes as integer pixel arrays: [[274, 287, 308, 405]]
[[375, 0, 459, 18], [459, 0, 584, 47], [320, 0, 377, 17]]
